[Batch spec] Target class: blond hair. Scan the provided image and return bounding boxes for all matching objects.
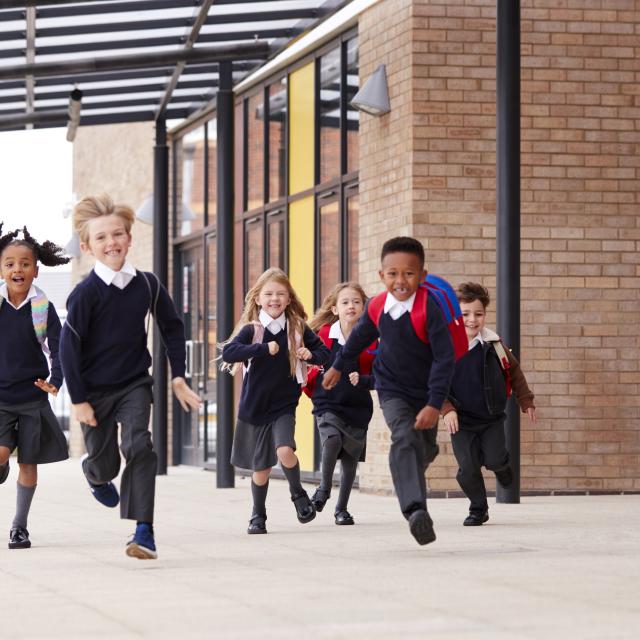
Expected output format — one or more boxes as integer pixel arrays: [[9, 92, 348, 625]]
[[73, 194, 135, 243], [221, 267, 307, 377], [309, 282, 368, 332]]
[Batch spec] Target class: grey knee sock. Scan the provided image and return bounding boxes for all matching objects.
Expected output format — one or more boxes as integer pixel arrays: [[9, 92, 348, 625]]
[[12, 482, 36, 529], [282, 460, 303, 497], [251, 479, 269, 517], [335, 454, 358, 512], [320, 436, 341, 493]]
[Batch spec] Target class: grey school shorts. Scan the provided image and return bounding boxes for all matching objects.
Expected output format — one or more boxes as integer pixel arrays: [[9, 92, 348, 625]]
[[231, 413, 296, 471]]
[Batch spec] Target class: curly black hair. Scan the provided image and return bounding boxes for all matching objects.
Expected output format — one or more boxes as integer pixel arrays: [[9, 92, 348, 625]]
[[0, 225, 70, 267]]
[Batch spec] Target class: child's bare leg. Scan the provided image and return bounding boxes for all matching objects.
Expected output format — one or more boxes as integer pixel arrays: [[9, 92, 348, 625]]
[[0, 445, 10, 466], [17, 463, 37, 488]]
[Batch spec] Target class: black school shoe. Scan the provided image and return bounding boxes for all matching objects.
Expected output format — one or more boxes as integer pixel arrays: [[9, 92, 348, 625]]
[[408, 509, 436, 545], [291, 491, 316, 524], [334, 510, 354, 526], [463, 511, 489, 527], [311, 488, 330, 512], [247, 514, 267, 535], [8, 526, 31, 549], [0, 461, 9, 484]]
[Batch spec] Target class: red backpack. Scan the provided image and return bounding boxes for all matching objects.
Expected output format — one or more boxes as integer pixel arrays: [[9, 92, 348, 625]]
[[366, 274, 468, 361]]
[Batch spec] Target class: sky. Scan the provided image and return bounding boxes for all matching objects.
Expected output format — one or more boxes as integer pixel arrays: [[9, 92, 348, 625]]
[[0, 127, 73, 270]]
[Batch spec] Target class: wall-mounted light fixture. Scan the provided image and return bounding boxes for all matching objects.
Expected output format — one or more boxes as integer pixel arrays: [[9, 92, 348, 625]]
[[66, 88, 83, 142], [135, 194, 195, 225], [64, 230, 81, 259], [350, 64, 390, 116]]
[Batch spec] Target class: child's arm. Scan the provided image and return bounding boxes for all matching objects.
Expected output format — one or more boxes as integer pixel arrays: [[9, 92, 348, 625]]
[[299, 326, 331, 366], [222, 324, 271, 363], [348, 372, 375, 390], [505, 346, 536, 422], [34, 303, 63, 396]]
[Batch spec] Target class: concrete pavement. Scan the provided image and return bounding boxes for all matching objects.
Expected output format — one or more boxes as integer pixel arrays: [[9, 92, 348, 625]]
[[0, 459, 638, 639]]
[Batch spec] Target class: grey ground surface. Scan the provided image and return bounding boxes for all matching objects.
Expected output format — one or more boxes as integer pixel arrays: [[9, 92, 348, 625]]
[[0, 459, 638, 639]]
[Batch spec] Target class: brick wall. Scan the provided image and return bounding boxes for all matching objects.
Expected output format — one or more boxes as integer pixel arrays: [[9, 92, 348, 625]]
[[357, 0, 639, 495]]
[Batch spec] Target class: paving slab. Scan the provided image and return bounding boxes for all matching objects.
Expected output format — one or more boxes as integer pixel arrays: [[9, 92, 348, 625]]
[[0, 459, 638, 639]]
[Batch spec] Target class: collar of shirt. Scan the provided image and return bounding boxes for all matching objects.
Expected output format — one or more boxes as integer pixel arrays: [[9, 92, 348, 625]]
[[259, 309, 286, 334], [0, 283, 38, 310], [383, 291, 416, 320], [94, 260, 137, 290], [328, 320, 346, 345], [468, 332, 485, 351]]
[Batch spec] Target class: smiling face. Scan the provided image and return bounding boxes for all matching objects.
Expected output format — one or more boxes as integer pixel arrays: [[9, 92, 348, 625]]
[[81, 213, 131, 271], [379, 251, 426, 302], [0, 243, 39, 304], [460, 298, 486, 341], [256, 278, 291, 319], [331, 287, 364, 328]]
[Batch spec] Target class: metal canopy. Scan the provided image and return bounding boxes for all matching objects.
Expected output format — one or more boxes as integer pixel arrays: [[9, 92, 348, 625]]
[[0, 0, 344, 131]]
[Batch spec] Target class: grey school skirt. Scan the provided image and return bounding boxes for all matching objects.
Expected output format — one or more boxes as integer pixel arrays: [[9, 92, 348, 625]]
[[231, 413, 296, 471], [0, 398, 69, 464], [316, 411, 367, 462]]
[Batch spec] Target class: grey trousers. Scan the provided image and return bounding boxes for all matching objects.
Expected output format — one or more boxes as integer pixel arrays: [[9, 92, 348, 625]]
[[380, 397, 439, 519], [81, 376, 157, 523]]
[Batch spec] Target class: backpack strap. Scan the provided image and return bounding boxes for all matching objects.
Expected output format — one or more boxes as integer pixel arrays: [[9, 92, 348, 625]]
[[0, 287, 51, 355], [367, 292, 386, 327], [317, 323, 333, 348], [139, 271, 160, 334], [492, 340, 512, 397], [367, 289, 429, 345]]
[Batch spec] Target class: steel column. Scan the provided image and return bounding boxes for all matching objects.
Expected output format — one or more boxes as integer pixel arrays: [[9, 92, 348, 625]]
[[153, 118, 169, 476], [216, 61, 235, 488], [496, 0, 521, 504]]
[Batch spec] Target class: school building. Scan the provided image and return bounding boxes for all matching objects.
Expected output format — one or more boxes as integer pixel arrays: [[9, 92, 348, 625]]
[[29, 0, 640, 496]]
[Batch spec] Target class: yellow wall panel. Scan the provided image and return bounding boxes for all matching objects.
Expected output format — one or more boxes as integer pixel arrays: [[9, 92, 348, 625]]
[[288, 196, 315, 471], [289, 63, 315, 195]]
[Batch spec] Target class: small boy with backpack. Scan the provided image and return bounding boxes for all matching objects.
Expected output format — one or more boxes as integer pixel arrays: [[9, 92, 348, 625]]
[[441, 282, 536, 526], [323, 237, 456, 546]]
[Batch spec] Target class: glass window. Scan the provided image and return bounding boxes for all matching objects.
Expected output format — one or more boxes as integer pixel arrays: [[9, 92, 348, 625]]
[[319, 47, 341, 184], [345, 37, 359, 174], [318, 198, 340, 301], [207, 118, 217, 228], [178, 126, 205, 236], [266, 210, 285, 270], [234, 101, 244, 215], [247, 91, 265, 210], [207, 234, 218, 383], [244, 216, 264, 290], [346, 189, 359, 281], [268, 78, 287, 202]]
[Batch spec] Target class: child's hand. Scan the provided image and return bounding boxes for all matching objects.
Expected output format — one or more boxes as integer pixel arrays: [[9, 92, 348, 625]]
[[527, 407, 537, 423], [322, 367, 342, 390], [34, 378, 58, 396], [443, 410, 459, 434], [172, 377, 202, 412], [72, 402, 97, 427], [415, 405, 439, 430], [297, 346, 312, 361], [268, 341, 279, 355], [348, 372, 360, 386]]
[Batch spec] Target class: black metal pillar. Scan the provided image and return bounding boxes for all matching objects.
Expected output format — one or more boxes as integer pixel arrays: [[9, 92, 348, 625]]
[[216, 61, 235, 488], [153, 118, 169, 476], [496, 0, 521, 503]]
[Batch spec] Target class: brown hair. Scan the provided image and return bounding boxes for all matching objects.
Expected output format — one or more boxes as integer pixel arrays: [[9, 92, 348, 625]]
[[220, 267, 307, 377], [309, 282, 368, 332], [457, 282, 490, 308], [73, 194, 135, 244]]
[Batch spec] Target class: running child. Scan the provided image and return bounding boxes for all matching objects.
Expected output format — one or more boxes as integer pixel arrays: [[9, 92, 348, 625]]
[[323, 237, 455, 545], [59, 194, 201, 560], [0, 225, 70, 549], [221, 267, 331, 535], [307, 282, 376, 525], [441, 282, 536, 526]]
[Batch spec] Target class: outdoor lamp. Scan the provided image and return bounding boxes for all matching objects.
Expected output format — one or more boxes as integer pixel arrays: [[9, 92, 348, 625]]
[[66, 88, 83, 142], [64, 231, 81, 259], [350, 64, 390, 116], [136, 194, 195, 224]]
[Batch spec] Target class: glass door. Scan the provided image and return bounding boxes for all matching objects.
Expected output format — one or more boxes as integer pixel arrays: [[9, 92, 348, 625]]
[[204, 233, 217, 465]]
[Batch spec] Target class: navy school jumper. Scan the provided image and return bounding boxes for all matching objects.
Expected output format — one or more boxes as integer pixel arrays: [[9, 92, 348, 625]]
[[222, 322, 331, 426], [332, 293, 455, 412], [59, 270, 187, 404], [0, 301, 62, 404]]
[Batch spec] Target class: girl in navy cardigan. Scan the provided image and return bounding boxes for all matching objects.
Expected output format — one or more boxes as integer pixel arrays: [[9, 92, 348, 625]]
[[221, 268, 330, 535], [0, 225, 70, 550], [307, 283, 377, 525]]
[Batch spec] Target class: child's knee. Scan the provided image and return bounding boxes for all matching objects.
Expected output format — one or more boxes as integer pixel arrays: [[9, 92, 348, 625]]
[[253, 468, 271, 485], [120, 429, 154, 459], [276, 446, 296, 466], [0, 447, 10, 465], [17, 463, 37, 485]]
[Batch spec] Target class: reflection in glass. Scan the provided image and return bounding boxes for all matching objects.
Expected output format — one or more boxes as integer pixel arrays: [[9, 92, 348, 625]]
[[346, 193, 359, 281], [319, 47, 341, 184], [247, 92, 264, 210], [206, 234, 217, 463], [179, 126, 205, 236], [207, 118, 217, 227], [345, 38, 359, 174], [319, 199, 340, 301], [234, 101, 244, 214], [268, 79, 287, 202], [267, 214, 285, 270], [245, 217, 264, 290]]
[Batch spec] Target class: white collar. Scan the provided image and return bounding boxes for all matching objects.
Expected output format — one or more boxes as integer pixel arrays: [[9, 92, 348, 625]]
[[468, 332, 485, 350], [0, 283, 38, 310], [259, 309, 286, 332], [94, 260, 137, 289], [384, 291, 416, 314], [328, 320, 346, 345], [469, 327, 501, 350]]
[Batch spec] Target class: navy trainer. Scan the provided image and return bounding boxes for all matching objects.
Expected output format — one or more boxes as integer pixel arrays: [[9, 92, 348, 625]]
[[88, 480, 120, 508], [126, 523, 157, 560]]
